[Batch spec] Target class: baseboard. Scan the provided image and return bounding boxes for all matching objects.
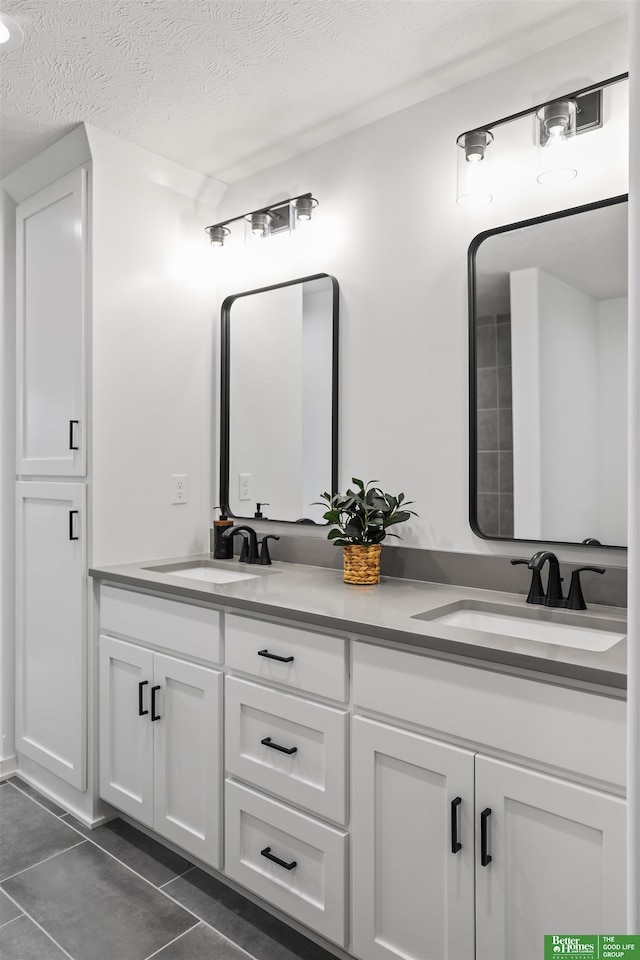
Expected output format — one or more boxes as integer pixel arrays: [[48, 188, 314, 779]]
[[0, 754, 17, 780], [14, 762, 113, 829]]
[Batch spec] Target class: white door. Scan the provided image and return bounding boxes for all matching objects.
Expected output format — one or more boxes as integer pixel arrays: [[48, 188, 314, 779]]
[[16, 168, 87, 477], [351, 717, 475, 960], [99, 635, 154, 826], [16, 481, 86, 788], [153, 653, 222, 867], [475, 755, 626, 960]]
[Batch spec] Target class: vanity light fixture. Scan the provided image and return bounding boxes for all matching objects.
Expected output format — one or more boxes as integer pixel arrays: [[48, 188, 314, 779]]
[[536, 99, 578, 185], [0, 11, 23, 52], [205, 193, 318, 248], [455, 73, 625, 205], [456, 130, 494, 207]]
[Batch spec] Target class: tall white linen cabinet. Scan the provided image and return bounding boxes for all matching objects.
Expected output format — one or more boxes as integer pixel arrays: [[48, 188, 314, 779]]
[[3, 124, 222, 821]]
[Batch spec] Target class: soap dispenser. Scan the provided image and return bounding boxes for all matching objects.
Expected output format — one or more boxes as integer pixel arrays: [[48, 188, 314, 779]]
[[211, 507, 234, 560]]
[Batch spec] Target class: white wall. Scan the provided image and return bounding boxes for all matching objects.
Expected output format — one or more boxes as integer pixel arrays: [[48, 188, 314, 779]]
[[0, 188, 16, 776], [90, 159, 218, 564], [211, 16, 628, 560]]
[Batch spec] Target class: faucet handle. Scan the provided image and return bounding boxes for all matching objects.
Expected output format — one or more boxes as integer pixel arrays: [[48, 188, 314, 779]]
[[259, 535, 280, 565], [511, 558, 545, 605], [566, 566, 605, 610]]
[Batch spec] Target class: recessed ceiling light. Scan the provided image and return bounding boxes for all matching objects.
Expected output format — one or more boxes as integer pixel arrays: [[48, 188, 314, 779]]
[[0, 12, 23, 53]]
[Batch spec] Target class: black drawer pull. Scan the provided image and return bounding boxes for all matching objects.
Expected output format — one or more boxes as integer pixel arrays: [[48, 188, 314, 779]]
[[258, 649, 294, 663], [69, 420, 79, 450], [69, 510, 79, 541], [481, 807, 492, 866], [261, 736, 298, 755], [451, 796, 462, 853], [260, 846, 297, 871], [150, 685, 161, 721], [138, 680, 149, 716]]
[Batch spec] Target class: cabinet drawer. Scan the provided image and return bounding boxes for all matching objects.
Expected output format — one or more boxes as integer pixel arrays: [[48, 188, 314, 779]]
[[225, 780, 347, 946], [100, 585, 222, 664], [353, 642, 626, 788], [225, 614, 347, 702], [226, 677, 348, 823]]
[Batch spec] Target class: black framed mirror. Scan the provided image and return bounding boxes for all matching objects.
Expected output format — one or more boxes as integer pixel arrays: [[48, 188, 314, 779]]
[[220, 273, 339, 523], [469, 195, 628, 548]]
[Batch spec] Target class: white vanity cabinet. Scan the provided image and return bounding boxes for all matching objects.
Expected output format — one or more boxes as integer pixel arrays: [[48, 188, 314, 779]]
[[98, 588, 223, 866], [351, 641, 627, 960], [16, 168, 87, 478], [224, 613, 349, 947], [15, 481, 86, 789]]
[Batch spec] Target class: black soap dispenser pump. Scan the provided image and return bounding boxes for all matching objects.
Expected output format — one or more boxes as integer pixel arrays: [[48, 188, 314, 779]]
[[211, 506, 234, 560]]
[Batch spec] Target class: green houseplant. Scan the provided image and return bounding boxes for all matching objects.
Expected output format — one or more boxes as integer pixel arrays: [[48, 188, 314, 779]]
[[317, 478, 417, 584]]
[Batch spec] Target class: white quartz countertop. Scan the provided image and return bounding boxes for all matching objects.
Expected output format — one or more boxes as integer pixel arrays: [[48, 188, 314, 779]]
[[89, 554, 627, 692]]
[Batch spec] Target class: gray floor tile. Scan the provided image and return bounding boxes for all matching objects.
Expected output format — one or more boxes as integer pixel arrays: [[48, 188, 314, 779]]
[[0, 783, 83, 881], [165, 869, 336, 960], [8, 778, 67, 818], [151, 922, 253, 960], [2, 842, 195, 960], [0, 890, 22, 927], [61, 815, 192, 887], [0, 915, 68, 959]]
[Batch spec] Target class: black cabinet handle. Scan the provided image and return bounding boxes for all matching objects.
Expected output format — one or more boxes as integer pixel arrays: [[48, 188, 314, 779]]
[[150, 685, 161, 721], [481, 807, 492, 866], [69, 420, 79, 450], [258, 649, 294, 663], [138, 680, 149, 716], [69, 510, 79, 541], [260, 846, 297, 871], [451, 796, 462, 853], [261, 736, 298, 755]]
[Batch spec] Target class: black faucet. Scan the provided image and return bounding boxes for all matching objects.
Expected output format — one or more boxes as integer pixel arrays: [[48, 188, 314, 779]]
[[528, 551, 565, 607], [222, 524, 259, 563], [513, 552, 606, 610]]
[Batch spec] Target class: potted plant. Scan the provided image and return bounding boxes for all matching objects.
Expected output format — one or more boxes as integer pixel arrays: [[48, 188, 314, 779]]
[[317, 478, 417, 584]]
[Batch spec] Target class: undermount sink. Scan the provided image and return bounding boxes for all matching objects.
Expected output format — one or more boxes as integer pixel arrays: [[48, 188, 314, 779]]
[[412, 600, 626, 652], [146, 560, 259, 584]]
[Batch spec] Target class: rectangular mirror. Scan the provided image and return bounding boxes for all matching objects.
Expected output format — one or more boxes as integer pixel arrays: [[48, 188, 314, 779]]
[[469, 195, 627, 548], [220, 273, 339, 523]]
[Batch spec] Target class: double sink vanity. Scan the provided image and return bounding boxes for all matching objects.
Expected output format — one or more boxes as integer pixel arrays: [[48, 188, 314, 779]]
[[90, 552, 627, 960]]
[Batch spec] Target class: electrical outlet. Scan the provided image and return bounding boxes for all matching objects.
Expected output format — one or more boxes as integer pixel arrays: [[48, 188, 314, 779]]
[[172, 474, 188, 504], [239, 473, 251, 501]]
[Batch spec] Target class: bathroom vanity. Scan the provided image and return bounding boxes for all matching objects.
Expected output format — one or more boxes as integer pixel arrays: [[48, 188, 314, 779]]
[[90, 556, 627, 960]]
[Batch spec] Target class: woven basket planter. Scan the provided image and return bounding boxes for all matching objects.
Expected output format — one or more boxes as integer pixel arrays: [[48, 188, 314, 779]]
[[343, 544, 382, 585]]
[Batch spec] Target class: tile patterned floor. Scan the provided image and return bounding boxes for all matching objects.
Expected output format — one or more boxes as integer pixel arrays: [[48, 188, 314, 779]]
[[0, 778, 338, 960]]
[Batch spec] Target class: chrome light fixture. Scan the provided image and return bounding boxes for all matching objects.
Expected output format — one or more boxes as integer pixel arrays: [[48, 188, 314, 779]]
[[295, 195, 318, 221], [536, 99, 578, 185], [206, 225, 231, 247], [456, 130, 494, 207], [205, 193, 318, 249], [248, 212, 272, 238], [455, 74, 623, 205]]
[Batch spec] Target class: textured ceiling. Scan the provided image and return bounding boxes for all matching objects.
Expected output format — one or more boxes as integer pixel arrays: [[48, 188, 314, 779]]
[[0, 0, 628, 183]]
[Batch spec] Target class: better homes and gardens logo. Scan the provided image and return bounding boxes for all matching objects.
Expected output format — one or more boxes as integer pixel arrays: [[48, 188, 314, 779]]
[[544, 936, 640, 959]]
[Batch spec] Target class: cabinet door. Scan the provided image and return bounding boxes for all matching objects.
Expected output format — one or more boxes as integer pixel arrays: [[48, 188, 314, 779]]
[[16, 168, 87, 476], [99, 636, 154, 826], [152, 653, 222, 867], [351, 717, 475, 960], [475, 756, 626, 960], [16, 481, 86, 788]]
